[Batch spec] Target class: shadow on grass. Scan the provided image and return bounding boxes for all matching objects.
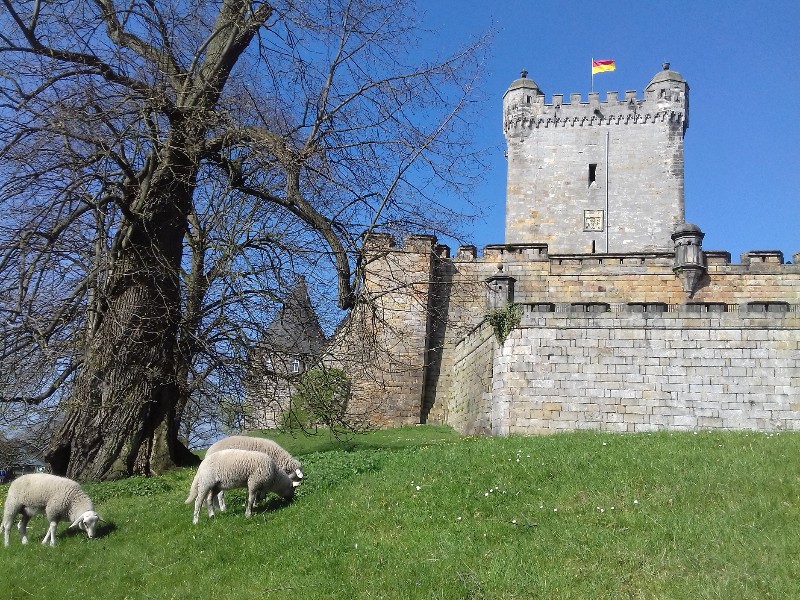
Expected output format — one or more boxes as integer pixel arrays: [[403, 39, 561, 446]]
[[248, 424, 461, 456], [59, 519, 117, 541], [253, 496, 295, 516]]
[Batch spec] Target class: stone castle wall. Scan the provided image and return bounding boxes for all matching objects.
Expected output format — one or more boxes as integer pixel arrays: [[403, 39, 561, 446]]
[[484, 308, 800, 434], [325, 233, 438, 425], [353, 235, 800, 435]]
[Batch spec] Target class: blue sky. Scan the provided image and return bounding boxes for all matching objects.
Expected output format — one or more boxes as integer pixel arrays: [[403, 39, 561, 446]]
[[420, 0, 799, 262]]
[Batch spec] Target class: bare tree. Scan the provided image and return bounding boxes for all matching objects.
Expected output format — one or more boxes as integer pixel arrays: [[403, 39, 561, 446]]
[[0, 0, 488, 480]]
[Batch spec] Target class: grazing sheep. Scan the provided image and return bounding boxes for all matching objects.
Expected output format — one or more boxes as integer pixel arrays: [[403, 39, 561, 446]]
[[190, 435, 303, 512], [185, 449, 300, 524], [1, 473, 101, 547], [207, 435, 303, 479]]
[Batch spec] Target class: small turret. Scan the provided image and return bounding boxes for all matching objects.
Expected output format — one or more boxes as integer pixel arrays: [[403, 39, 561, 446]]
[[503, 69, 545, 136], [486, 264, 516, 310], [646, 62, 689, 129], [672, 222, 706, 297]]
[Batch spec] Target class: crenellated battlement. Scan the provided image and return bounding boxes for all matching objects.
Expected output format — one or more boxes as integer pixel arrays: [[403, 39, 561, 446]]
[[369, 234, 799, 271], [503, 88, 687, 134], [503, 63, 689, 137]]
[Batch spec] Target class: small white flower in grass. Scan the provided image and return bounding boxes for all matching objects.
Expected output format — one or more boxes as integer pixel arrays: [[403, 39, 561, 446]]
[[633, 499, 639, 505], [416, 485, 421, 491], [485, 492, 489, 497], [539, 504, 544, 509], [512, 519, 517, 525], [602, 442, 607, 446], [457, 516, 462, 521], [553, 508, 558, 512]]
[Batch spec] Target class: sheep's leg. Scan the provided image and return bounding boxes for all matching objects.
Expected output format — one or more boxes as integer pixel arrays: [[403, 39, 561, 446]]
[[42, 521, 57, 546], [210, 490, 222, 513], [18, 514, 30, 544], [2, 518, 12, 547], [217, 490, 226, 512], [245, 488, 256, 518], [194, 490, 209, 524], [206, 486, 219, 518]]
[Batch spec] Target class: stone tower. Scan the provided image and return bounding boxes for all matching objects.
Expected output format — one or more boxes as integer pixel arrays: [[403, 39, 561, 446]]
[[503, 64, 689, 253]]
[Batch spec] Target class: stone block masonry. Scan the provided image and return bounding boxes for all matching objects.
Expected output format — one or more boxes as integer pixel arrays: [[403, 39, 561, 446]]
[[483, 311, 800, 434]]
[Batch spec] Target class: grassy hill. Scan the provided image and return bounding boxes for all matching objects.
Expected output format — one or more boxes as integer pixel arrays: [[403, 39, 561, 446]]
[[1, 426, 799, 599]]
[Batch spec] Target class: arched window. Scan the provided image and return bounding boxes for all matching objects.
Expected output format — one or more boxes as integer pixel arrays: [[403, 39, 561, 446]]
[[290, 357, 301, 373]]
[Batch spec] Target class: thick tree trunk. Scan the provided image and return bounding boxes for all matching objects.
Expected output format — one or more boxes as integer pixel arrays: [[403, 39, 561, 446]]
[[47, 150, 201, 480], [47, 274, 188, 480]]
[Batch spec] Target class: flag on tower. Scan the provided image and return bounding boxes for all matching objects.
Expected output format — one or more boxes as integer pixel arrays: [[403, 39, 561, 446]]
[[592, 59, 616, 74]]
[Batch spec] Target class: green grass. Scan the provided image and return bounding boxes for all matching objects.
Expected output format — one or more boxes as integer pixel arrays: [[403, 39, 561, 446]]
[[1, 427, 799, 599]]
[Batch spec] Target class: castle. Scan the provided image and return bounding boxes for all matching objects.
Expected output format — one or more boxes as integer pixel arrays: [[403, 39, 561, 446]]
[[324, 63, 800, 436], [252, 65, 800, 435]]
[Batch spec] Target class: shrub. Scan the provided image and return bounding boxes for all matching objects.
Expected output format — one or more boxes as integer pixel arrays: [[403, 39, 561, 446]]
[[283, 368, 352, 431]]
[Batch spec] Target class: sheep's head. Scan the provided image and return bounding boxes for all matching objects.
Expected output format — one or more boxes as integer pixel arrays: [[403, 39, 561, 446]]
[[69, 511, 101, 538], [275, 471, 301, 500]]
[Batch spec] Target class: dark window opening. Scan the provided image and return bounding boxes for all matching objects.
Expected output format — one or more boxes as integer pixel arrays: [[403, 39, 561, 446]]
[[588, 163, 597, 187]]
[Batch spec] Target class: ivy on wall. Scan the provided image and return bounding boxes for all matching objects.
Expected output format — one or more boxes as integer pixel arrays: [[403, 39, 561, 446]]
[[486, 303, 522, 343]]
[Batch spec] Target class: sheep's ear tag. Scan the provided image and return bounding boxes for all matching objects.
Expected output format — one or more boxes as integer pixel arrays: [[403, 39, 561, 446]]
[[296, 469, 304, 479], [292, 481, 301, 488]]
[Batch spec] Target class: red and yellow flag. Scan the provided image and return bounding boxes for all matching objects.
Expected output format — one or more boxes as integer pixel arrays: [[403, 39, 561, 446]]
[[592, 59, 616, 74]]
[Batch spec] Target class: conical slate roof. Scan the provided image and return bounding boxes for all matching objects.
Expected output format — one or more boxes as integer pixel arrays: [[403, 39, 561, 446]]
[[264, 277, 326, 357]]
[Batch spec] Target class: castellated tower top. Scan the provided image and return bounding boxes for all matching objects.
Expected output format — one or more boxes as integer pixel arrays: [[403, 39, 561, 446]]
[[503, 62, 689, 136], [503, 64, 689, 254]]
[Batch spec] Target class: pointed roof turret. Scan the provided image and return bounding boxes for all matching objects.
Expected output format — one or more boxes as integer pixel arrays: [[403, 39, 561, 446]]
[[264, 277, 326, 357]]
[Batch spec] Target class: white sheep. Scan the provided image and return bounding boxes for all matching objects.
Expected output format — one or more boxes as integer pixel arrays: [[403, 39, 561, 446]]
[[1, 473, 101, 547], [185, 449, 300, 524], [190, 435, 303, 512]]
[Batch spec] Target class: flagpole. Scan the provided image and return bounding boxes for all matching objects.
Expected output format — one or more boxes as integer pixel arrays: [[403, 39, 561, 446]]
[[606, 129, 610, 253], [591, 57, 594, 92]]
